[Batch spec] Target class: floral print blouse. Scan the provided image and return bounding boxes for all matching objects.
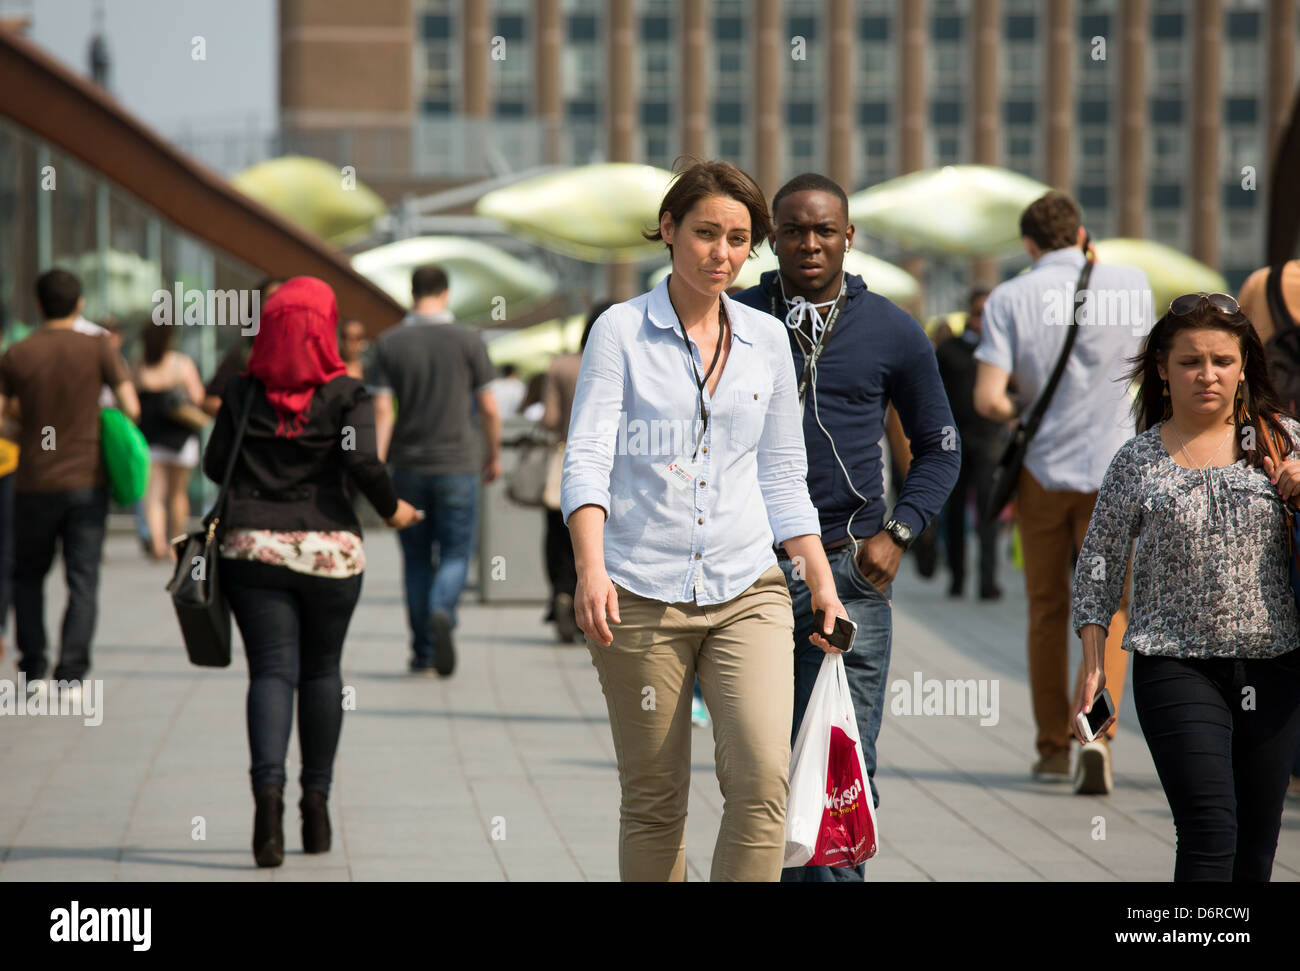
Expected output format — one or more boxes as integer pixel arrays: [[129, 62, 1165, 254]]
[[1072, 418, 1300, 660], [220, 529, 365, 578]]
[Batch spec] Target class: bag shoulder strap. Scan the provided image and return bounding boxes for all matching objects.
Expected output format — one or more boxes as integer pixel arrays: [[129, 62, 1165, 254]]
[[203, 378, 258, 532], [1266, 262, 1298, 337], [1022, 257, 1095, 438]]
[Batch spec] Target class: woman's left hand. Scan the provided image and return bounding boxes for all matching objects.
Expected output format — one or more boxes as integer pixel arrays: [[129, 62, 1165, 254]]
[[808, 590, 851, 654], [1263, 455, 1300, 502]]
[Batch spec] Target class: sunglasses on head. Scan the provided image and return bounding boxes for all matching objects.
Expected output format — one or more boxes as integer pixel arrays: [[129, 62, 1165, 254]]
[[1168, 292, 1241, 317]]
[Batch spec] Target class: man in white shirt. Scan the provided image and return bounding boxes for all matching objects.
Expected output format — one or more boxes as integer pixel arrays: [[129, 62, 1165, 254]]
[[974, 191, 1154, 795]]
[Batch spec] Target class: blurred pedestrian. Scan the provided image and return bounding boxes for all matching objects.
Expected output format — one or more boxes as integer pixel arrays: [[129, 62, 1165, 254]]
[[539, 300, 612, 642], [338, 318, 368, 380], [135, 320, 207, 560], [974, 191, 1154, 793], [0, 298, 16, 661], [564, 158, 848, 881], [0, 269, 139, 699], [488, 363, 527, 418], [733, 171, 960, 882], [1073, 292, 1300, 880], [368, 264, 502, 676], [935, 288, 1004, 599], [203, 277, 284, 417], [204, 276, 420, 868]]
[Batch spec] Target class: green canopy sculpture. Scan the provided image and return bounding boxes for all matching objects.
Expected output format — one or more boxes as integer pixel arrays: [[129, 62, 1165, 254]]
[[847, 164, 1052, 256], [476, 162, 676, 263], [232, 156, 387, 246], [1091, 238, 1229, 316], [351, 236, 556, 323]]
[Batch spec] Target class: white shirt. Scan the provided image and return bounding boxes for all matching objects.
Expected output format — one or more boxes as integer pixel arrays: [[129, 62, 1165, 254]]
[[975, 247, 1154, 493], [73, 316, 117, 410]]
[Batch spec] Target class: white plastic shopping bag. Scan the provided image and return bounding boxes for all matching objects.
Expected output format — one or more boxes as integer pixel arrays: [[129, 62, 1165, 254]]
[[784, 652, 879, 868]]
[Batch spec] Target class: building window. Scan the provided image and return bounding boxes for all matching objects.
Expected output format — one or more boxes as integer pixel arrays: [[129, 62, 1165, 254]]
[[937, 135, 960, 161], [1150, 184, 1182, 208], [1078, 100, 1108, 125], [1223, 183, 1258, 211], [714, 16, 743, 41], [642, 16, 671, 42], [1082, 135, 1107, 158], [788, 16, 817, 40], [1004, 100, 1036, 125], [1005, 15, 1035, 41], [641, 101, 671, 126], [1151, 99, 1183, 124], [422, 14, 451, 39], [1079, 14, 1109, 39], [787, 102, 817, 126], [568, 15, 598, 42], [932, 15, 961, 41], [859, 16, 888, 41], [1226, 11, 1259, 40], [859, 102, 889, 126], [1152, 13, 1183, 39], [421, 98, 452, 116], [567, 99, 598, 120], [494, 14, 525, 41], [1225, 97, 1257, 126], [714, 102, 744, 126], [494, 101, 527, 118], [931, 101, 962, 126], [719, 135, 743, 159]]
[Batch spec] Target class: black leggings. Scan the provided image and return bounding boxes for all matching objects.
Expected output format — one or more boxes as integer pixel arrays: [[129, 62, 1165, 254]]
[[1133, 649, 1300, 881], [223, 558, 363, 798]]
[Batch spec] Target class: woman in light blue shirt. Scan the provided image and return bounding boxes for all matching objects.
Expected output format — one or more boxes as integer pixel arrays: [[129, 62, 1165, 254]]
[[562, 159, 848, 881]]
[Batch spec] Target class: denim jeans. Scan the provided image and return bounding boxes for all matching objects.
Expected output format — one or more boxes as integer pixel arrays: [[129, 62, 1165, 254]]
[[389, 468, 478, 664], [779, 543, 893, 883], [13, 486, 109, 681], [223, 558, 363, 796]]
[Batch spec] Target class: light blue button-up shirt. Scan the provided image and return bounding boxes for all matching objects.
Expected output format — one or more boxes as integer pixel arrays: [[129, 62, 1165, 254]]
[[561, 277, 821, 605]]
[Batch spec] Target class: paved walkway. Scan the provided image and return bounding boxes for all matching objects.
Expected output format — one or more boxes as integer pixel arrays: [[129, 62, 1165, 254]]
[[3, 530, 1300, 881]]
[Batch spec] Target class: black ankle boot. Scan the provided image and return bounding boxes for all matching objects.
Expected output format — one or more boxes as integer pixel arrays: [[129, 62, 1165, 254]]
[[252, 784, 285, 867], [300, 790, 331, 853]]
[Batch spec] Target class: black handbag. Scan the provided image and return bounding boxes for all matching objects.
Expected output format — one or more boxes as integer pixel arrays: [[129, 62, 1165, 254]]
[[983, 257, 1095, 521], [166, 381, 256, 667]]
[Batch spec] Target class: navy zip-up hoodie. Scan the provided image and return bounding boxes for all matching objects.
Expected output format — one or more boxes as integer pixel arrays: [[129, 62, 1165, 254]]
[[733, 270, 960, 545]]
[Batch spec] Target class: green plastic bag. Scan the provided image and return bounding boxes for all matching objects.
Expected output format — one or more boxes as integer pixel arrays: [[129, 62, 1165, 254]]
[[100, 408, 150, 506]]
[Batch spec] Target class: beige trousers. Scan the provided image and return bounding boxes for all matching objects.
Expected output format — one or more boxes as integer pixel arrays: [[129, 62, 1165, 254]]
[[586, 565, 795, 881]]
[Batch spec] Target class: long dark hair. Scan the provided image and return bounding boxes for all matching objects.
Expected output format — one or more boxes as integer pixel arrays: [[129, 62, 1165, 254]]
[[141, 320, 174, 367], [1128, 302, 1293, 468]]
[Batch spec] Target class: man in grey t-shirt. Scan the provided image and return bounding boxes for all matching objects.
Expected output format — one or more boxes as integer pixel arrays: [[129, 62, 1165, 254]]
[[368, 265, 502, 677]]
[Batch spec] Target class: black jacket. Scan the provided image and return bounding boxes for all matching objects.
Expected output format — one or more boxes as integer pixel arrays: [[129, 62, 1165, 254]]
[[203, 374, 398, 534]]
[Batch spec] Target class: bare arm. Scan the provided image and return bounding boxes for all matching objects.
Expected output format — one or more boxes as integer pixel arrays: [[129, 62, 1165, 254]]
[[114, 381, 141, 423], [476, 387, 502, 483], [569, 503, 620, 646], [373, 390, 394, 463], [974, 361, 1018, 423], [181, 355, 206, 406]]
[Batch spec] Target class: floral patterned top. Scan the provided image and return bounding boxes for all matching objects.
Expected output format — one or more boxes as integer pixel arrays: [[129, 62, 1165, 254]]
[[220, 529, 366, 578], [1072, 418, 1300, 659]]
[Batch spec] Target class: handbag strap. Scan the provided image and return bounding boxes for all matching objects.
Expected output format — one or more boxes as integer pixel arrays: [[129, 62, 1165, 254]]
[[203, 379, 258, 538], [1019, 256, 1095, 441]]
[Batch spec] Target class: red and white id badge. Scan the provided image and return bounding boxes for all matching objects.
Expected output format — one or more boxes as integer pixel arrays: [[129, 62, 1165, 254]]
[[661, 456, 697, 490]]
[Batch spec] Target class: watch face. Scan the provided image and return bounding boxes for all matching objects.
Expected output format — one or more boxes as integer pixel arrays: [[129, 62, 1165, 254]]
[[889, 521, 913, 545]]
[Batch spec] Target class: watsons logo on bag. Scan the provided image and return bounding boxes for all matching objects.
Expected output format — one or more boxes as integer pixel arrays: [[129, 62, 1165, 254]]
[[825, 777, 863, 816], [49, 901, 151, 951], [889, 672, 999, 727]]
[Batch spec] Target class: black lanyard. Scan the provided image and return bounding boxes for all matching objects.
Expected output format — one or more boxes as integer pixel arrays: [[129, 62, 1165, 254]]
[[675, 302, 729, 461], [771, 275, 848, 405]]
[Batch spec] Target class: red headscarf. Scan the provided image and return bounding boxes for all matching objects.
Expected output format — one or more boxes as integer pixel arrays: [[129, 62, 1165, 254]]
[[244, 276, 347, 438]]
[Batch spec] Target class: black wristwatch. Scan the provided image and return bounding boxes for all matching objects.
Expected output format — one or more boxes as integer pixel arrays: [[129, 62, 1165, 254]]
[[884, 518, 914, 551]]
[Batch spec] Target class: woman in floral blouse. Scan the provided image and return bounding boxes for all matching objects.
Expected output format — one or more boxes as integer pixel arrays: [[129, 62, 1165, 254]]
[[204, 277, 420, 868], [1072, 292, 1300, 881]]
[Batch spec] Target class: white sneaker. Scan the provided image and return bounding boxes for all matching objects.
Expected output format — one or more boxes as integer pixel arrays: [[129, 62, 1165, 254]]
[[1074, 739, 1113, 795]]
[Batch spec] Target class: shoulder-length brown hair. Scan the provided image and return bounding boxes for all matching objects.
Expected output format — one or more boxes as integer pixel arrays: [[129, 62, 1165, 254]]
[[643, 156, 772, 258], [1128, 302, 1294, 468]]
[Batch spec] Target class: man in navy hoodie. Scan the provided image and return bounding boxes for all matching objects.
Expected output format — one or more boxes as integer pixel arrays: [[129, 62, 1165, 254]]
[[734, 173, 960, 882]]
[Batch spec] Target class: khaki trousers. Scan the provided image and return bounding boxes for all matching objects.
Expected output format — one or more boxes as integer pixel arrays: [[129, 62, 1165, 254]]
[[1018, 469, 1130, 759], [586, 565, 794, 881]]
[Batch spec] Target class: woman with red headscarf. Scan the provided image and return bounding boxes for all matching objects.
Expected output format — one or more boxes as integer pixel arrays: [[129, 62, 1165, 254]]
[[203, 277, 420, 868]]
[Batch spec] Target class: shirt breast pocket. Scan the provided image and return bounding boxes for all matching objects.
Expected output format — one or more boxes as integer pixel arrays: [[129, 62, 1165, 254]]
[[729, 388, 767, 452]]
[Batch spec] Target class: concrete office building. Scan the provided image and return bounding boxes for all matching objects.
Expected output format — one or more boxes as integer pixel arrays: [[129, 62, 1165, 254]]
[[281, 1, 1300, 292]]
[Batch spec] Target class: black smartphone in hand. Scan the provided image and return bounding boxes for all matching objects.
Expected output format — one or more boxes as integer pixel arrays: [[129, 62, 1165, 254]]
[[812, 609, 857, 653]]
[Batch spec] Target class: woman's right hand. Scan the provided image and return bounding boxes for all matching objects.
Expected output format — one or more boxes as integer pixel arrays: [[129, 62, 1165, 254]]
[[385, 499, 423, 530], [575, 569, 621, 647]]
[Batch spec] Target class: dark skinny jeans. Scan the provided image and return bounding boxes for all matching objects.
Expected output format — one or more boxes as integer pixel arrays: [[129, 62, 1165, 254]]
[[223, 558, 363, 797], [1133, 648, 1300, 882]]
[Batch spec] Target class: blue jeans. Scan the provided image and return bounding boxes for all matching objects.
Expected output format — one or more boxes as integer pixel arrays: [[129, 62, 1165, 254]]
[[779, 543, 893, 883], [390, 468, 478, 664]]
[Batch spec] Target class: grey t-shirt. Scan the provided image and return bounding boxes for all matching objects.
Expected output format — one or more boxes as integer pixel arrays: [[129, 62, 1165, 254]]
[[366, 311, 495, 475]]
